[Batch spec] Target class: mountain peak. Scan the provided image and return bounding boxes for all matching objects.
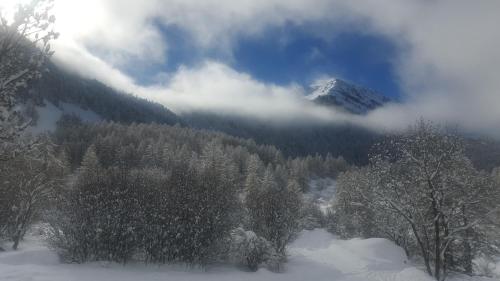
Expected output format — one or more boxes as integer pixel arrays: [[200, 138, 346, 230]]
[[306, 78, 390, 114]]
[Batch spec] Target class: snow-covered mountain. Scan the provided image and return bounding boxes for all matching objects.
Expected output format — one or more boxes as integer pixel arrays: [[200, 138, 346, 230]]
[[306, 78, 390, 114]]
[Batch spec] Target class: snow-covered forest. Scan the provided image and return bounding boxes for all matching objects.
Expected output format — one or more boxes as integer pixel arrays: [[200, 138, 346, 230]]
[[1, 1, 500, 281]]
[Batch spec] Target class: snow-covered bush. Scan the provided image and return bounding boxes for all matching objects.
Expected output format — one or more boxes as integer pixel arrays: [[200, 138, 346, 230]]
[[48, 146, 142, 263], [229, 228, 276, 271], [49, 142, 240, 266], [473, 255, 497, 277]]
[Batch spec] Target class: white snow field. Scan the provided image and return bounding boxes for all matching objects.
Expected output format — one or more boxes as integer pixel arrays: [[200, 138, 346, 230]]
[[26, 101, 101, 135], [0, 228, 496, 281]]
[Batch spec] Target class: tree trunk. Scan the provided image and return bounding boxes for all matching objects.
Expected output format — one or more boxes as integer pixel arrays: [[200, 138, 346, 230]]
[[431, 196, 443, 281], [463, 235, 473, 274], [446, 244, 454, 272], [463, 214, 473, 274], [12, 230, 21, 250], [434, 217, 441, 281], [12, 203, 32, 250], [443, 223, 453, 273], [409, 222, 432, 276]]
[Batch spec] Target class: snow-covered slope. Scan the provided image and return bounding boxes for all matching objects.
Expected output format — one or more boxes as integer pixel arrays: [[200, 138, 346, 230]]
[[31, 63, 180, 126], [0, 226, 495, 281], [306, 78, 390, 114], [26, 101, 102, 135]]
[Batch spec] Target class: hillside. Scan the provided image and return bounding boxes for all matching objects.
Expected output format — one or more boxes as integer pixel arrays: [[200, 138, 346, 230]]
[[25, 64, 181, 126], [183, 112, 379, 165]]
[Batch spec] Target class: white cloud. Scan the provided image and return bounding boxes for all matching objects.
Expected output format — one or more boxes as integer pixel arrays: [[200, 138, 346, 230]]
[[50, 36, 348, 123], [146, 61, 351, 123], [52, 0, 166, 66], [47, 0, 350, 66], [338, 0, 500, 134], [4, 0, 500, 135]]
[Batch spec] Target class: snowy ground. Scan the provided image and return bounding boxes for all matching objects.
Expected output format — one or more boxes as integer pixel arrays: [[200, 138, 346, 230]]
[[0, 228, 496, 281], [1, 179, 495, 280]]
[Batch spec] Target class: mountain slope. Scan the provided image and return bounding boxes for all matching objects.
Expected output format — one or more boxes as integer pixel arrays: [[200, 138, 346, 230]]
[[18, 64, 381, 165], [25, 64, 181, 126], [306, 78, 390, 114], [184, 112, 380, 165], [20, 66, 500, 168]]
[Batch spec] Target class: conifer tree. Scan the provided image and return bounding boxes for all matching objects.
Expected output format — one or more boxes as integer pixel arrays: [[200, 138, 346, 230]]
[[246, 166, 302, 256]]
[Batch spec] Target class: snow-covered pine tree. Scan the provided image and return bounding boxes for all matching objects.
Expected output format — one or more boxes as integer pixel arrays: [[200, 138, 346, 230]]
[[329, 167, 377, 239], [181, 141, 240, 264], [288, 158, 308, 191], [246, 166, 302, 256], [137, 167, 171, 264], [244, 155, 264, 194], [141, 141, 241, 265], [299, 198, 325, 230], [48, 145, 102, 262]]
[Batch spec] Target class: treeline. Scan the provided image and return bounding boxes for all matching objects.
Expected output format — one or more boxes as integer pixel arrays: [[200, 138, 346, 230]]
[[53, 115, 349, 181], [328, 120, 500, 280], [183, 112, 380, 165], [1, 118, 348, 271]]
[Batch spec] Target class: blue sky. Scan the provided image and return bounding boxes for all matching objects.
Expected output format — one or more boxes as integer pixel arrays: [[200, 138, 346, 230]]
[[232, 25, 400, 99], [127, 21, 401, 99]]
